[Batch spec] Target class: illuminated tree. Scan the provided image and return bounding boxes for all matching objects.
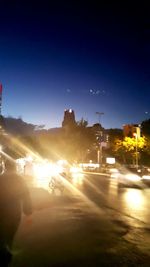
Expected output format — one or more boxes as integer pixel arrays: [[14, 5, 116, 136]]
[[113, 136, 147, 164], [122, 136, 146, 152]]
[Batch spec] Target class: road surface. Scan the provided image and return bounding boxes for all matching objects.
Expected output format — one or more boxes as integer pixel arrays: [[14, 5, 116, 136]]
[[10, 172, 150, 266]]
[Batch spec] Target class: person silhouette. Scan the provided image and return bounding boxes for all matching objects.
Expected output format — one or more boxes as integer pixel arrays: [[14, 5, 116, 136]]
[[0, 159, 32, 266]]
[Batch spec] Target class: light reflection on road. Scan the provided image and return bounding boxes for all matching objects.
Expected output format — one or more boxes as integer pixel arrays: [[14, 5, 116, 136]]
[[105, 176, 150, 224], [107, 178, 119, 203], [120, 188, 150, 223], [123, 189, 145, 210], [71, 173, 84, 186], [100, 179, 150, 223], [25, 172, 150, 224]]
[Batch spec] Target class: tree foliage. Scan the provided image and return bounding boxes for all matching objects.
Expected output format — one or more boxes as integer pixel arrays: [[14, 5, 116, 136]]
[[112, 136, 147, 164], [3, 116, 44, 136], [76, 118, 88, 128], [122, 136, 146, 152]]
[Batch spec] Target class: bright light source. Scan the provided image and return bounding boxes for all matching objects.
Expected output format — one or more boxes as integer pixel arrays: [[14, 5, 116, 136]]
[[34, 161, 65, 179], [33, 162, 52, 178], [70, 166, 82, 173], [57, 159, 68, 166], [125, 174, 141, 182], [124, 190, 145, 209], [106, 158, 115, 164], [26, 155, 33, 162], [142, 175, 150, 180]]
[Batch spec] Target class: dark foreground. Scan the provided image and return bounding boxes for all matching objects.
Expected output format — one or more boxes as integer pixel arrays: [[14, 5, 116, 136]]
[[10, 173, 150, 267]]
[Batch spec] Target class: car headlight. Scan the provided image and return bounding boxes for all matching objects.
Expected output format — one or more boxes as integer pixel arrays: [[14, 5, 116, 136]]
[[125, 174, 141, 181], [33, 163, 52, 178], [142, 175, 150, 180]]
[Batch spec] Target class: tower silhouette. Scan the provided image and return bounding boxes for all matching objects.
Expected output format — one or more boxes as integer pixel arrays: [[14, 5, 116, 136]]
[[62, 109, 76, 128]]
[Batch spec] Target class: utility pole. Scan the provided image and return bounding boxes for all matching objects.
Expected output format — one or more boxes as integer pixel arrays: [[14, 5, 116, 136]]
[[133, 132, 138, 169], [95, 112, 104, 169], [133, 125, 141, 169]]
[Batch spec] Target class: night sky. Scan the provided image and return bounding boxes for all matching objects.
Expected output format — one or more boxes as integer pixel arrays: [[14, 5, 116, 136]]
[[0, 1, 148, 129]]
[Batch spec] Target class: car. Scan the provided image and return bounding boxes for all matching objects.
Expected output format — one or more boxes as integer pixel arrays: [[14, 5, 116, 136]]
[[111, 166, 144, 188], [100, 164, 119, 174], [141, 167, 150, 185]]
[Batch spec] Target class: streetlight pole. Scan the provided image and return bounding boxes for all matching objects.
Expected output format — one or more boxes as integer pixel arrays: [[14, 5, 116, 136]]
[[133, 132, 139, 169], [135, 133, 138, 168], [133, 125, 141, 169]]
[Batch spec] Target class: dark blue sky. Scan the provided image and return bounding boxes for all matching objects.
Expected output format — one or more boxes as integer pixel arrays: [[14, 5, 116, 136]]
[[0, 1, 149, 129]]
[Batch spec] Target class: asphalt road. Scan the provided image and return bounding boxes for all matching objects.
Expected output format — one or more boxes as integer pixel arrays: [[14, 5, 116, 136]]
[[82, 172, 150, 225], [10, 172, 150, 267]]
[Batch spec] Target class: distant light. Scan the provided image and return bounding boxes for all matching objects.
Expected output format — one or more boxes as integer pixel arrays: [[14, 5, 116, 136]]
[[69, 109, 72, 113], [106, 157, 115, 164], [125, 174, 140, 182], [26, 155, 33, 162], [70, 166, 82, 173], [142, 175, 150, 180], [57, 159, 68, 166]]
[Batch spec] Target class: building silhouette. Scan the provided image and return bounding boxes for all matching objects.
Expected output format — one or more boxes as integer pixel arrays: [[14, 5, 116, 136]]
[[62, 109, 76, 128], [123, 124, 141, 138]]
